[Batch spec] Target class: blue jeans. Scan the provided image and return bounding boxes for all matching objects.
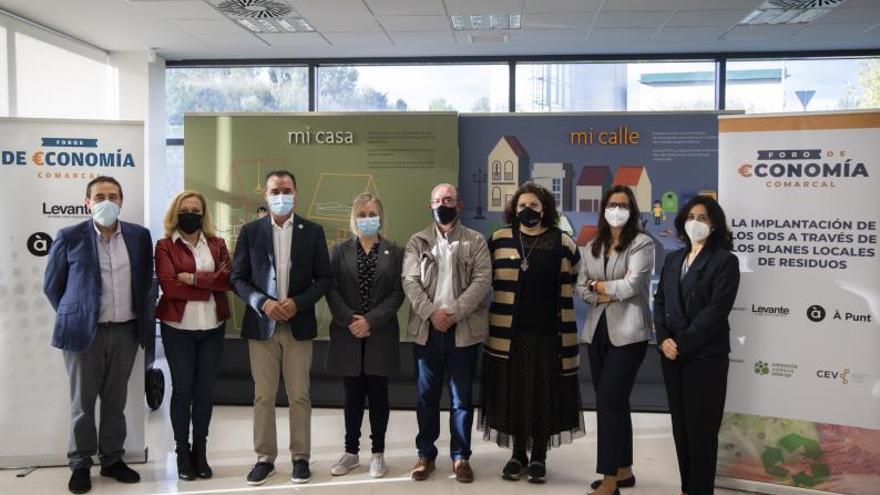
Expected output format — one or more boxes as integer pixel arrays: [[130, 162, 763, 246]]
[[413, 327, 479, 461]]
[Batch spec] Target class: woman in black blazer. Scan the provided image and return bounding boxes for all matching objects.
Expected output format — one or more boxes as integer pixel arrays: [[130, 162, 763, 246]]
[[325, 193, 405, 479], [653, 195, 740, 495]]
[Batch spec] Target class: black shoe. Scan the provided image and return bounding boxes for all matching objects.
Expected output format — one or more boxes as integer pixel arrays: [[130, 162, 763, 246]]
[[246, 462, 275, 486], [527, 461, 546, 484], [100, 460, 140, 483], [291, 459, 311, 484], [176, 447, 196, 481], [191, 444, 213, 479], [590, 475, 635, 490], [502, 458, 529, 481], [68, 467, 91, 494]]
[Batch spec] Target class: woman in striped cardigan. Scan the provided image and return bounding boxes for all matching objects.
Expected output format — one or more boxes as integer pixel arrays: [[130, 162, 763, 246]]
[[478, 183, 585, 484]]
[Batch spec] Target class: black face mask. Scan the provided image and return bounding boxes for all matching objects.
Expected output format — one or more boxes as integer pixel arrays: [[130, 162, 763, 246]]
[[432, 205, 458, 226], [178, 212, 203, 235], [517, 207, 542, 228]]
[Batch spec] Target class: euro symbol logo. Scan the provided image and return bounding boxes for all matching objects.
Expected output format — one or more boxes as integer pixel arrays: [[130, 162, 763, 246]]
[[738, 164, 753, 177]]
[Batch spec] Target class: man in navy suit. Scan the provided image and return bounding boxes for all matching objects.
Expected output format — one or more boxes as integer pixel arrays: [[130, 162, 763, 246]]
[[43, 176, 154, 494], [231, 170, 331, 486]]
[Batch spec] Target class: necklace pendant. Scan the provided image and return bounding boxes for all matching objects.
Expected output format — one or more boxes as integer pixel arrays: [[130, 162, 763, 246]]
[[521, 259, 529, 271]]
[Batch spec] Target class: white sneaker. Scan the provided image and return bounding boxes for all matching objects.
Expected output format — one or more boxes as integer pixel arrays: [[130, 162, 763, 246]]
[[330, 453, 360, 476], [370, 453, 388, 478]]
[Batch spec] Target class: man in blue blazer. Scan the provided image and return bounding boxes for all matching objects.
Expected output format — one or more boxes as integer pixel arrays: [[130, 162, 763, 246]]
[[231, 170, 331, 486], [43, 176, 154, 494]]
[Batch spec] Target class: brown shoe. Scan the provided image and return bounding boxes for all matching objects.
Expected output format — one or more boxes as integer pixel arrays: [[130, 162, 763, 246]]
[[410, 457, 435, 481], [453, 459, 474, 483]]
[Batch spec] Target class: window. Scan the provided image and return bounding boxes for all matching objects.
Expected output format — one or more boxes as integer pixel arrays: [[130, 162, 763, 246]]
[[166, 66, 308, 139], [15, 32, 112, 119], [492, 160, 502, 181], [726, 57, 880, 113], [491, 187, 502, 208], [504, 161, 513, 182], [0, 27, 7, 116], [517, 61, 716, 112], [317, 64, 508, 112]]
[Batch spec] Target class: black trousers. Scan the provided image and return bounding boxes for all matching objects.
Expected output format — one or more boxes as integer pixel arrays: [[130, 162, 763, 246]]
[[662, 354, 729, 495], [587, 314, 647, 476], [161, 322, 225, 450], [343, 373, 390, 454]]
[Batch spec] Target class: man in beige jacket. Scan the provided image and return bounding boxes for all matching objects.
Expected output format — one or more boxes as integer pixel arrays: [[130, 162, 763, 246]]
[[402, 183, 492, 483]]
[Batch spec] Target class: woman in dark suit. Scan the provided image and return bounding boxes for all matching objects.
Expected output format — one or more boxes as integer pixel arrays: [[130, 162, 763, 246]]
[[654, 195, 740, 495], [155, 190, 231, 481], [326, 193, 405, 479]]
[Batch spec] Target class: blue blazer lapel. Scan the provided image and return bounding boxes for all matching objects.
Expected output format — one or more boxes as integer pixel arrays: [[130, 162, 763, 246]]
[[289, 214, 304, 281], [81, 220, 101, 288]]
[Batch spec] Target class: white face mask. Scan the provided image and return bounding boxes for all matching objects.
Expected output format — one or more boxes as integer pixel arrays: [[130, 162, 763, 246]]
[[604, 207, 630, 228], [685, 220, 712, 243]]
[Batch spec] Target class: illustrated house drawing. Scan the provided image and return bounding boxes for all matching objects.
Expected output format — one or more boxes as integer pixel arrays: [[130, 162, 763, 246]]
[[532, 162, 574, 211], [576, 166, 611, 212], [613, 166, 652, 214], [487, 136, 530, 212]]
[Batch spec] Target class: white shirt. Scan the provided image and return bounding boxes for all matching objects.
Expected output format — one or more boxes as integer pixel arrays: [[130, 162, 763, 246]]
[[431, 224, 457, 310], [165, 232, 219, 331], [94, 222, 136, 324], [272, 216, 294, 300]]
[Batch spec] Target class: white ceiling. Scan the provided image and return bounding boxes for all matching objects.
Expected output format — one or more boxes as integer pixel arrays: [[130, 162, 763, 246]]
[[0, 0, 878, 60]]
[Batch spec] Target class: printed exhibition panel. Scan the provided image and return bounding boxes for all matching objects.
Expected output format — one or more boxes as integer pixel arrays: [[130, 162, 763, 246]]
[[183, 112, 459, 338], [458, 112, 721, 329], [717, 112, 880, 495], [0, 118, 146, 467]]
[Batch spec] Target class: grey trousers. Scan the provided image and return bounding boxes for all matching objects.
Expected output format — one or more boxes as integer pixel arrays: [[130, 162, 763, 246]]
[[63, 321, 139, 469]]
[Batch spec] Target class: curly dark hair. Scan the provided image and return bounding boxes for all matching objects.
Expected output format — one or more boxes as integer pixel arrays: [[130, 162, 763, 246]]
[[502, 182, 558, 228], [590, 185, 643, 258], [674, 195, 734, 251]]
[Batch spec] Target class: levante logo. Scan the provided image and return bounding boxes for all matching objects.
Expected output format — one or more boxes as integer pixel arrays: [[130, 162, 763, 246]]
[[737, 148, 868, 190], [1, 137, 137, 181]]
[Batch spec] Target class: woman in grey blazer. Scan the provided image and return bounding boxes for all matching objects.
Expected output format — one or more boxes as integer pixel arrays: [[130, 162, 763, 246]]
[[576, 185, 655, 495], [325, 193, 405, 479]]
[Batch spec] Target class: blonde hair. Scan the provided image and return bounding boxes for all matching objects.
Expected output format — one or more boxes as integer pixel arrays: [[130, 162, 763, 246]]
[[163, 190, 216, 238], [349, 192, 384, 237]]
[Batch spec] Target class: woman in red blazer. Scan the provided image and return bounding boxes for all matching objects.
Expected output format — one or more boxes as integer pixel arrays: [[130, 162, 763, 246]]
[[155, 190, 231, 481]]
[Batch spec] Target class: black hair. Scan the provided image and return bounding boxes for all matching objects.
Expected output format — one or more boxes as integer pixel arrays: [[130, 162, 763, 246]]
[[674, 195, 734, 251], [85, 175, 123, 199]]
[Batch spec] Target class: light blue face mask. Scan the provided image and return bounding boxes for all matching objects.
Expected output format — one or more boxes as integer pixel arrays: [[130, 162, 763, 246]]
[[267, 194, 295, 216], [91, 200, 120, 227], [356, 216, 381, 236]]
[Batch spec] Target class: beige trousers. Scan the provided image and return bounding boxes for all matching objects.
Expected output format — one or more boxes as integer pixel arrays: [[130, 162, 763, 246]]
[[248, 325, 313, 463]]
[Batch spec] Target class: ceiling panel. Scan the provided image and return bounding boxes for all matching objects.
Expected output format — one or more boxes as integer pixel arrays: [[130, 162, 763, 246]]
[[602, 0, 682, 11], [679, 0, 761, 10], [792, 22, 878, 39], [454, 29, 523, 43], [589, 27, 658, 41], [722, 24, 805, 41], [192, 32, 266, 48], [256, 32, 331, 47], [307, 15, 383, 33], [377, 15, 450, 32], [666, 10, 748, 28], [445, 0, 524, 15], [134, 1, 226, 20], [324, 32, 392, 46], [523, 29, 589, 43], [388, 31, 455, 44], [811, 6, 880, 24], [364, 0, 446, 16], [167, 19, 245, 35], [654, 27, 727, 41], [595, 11, 672, 28], [523, 0, 602, 13], [523, 12, 594, 29]]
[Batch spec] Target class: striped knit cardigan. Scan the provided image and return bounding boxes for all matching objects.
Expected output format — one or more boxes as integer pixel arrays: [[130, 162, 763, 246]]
[[485, 226, 582, 376]]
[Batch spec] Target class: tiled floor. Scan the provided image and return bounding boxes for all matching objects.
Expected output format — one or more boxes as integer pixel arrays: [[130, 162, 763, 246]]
[[1, 403, 751, 495]]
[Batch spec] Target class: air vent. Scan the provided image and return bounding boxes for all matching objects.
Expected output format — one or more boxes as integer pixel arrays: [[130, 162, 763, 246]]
[[217, 0, 292, 19], [451, 14, 521, 31], [739, 0, 848, 25], [209, 0, 315, 33]]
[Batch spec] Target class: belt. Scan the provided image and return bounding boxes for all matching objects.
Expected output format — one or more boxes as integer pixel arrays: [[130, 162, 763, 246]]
[[97, 319, 136, 328]]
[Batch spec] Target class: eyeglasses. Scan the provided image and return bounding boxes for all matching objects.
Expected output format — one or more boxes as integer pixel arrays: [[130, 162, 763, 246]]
[[607, 202, 630, 210], [431, 196, 458, 207]]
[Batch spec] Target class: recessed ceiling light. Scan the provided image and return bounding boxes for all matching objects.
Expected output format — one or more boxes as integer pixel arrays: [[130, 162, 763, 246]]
[[451, 13, 522, 31]]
